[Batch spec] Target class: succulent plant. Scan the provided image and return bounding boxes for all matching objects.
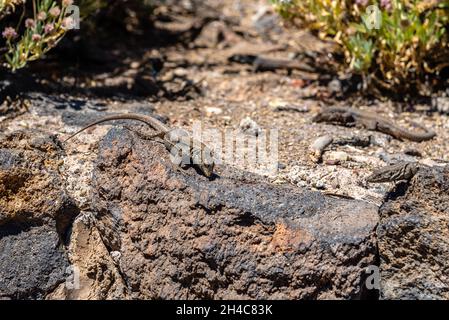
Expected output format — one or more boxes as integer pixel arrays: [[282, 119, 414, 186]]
[[272, 0, 449, 96], [0, 0, 153, 71]]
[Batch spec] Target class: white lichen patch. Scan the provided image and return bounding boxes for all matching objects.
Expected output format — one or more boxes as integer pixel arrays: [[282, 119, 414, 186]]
[[284, 164, 388, 206], [4, 113, 63, 134], [61, 125, 112, 211], [62, 153, 96, 211]]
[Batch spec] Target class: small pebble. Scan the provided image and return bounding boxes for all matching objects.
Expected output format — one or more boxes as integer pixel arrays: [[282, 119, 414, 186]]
[[269, 99, 309, 113], [309, 135, 333, 163], [326, 151, 349, 162], [313, 180, 326, 189], [239, 117, 261, 136], [328, 79, 342, 95], [325, 159, 340, 165], [268, 99, 289, 109], [277, 162, 286, 170], [205, 106, 223, 115], [173, 68, 188, 77], [130, 61, 140, 69], [432, 96, 449, 114], [273, 104, 310, 113], [310, 135, 333, 152], [370, 135, 391, 147], [377, 152, 416, 164], [111, 251, 121, 263], [420, 158, 441, 167], [404, 148, 422, 157]]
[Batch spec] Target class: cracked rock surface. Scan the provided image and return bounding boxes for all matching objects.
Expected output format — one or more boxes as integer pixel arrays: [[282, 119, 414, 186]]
[[378, 165, 449, 299], [0, 131, 76, 299], [90, 128, 379, 299], [0, 125, 379, 299]]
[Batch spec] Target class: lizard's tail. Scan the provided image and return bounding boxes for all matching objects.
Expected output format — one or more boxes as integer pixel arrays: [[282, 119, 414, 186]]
[[63, 120, 106, 143], [62, 114, 168, 143], [401, 121, 436, 142]]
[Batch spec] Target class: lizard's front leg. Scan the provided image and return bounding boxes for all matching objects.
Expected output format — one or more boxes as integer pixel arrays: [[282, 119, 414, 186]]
[[362, 119, 378, 131]]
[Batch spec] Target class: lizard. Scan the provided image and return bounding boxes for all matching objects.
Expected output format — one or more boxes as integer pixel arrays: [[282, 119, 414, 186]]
[[63, 113, 215, 178], [366, 161, 422, 183], [313, 106, 436, 142], [227, 54, 315, 73]]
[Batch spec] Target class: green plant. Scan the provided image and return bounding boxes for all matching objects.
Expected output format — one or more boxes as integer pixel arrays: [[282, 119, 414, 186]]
[[0, 0, 22, 13], [1, 0, 75, 71], [0, 0, 24, 20], [0, 0, 156, 71], [272, 0, 449, 95]]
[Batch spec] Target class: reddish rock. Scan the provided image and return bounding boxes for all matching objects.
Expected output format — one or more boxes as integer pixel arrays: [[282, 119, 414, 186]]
[[91, 128, 379, 299], [0, 131, 77, 299], [0, 128, 380, 299]]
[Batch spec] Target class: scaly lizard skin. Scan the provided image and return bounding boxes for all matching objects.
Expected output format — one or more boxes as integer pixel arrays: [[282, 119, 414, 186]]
[[64, 113, 215, 177], [367, 162, 421, 183], [313, 107, 436, 142], [252, 56, 315, 73], [228, 54, 315, 73]]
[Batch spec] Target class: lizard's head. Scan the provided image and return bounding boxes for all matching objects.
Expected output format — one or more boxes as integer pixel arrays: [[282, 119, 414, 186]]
[[191, 146, 215, 178], [199, 161, 215, 178]]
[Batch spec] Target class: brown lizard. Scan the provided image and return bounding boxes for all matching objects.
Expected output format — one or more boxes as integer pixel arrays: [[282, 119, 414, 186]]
[[228, 54, 315, 73], [64, 113, 215, 178], [313, 107, 436, 142], [367, 162, 422, 183]]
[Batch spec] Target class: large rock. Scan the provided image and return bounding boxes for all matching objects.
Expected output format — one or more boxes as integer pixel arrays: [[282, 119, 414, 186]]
[[0, 131, 76, 299], [0, 130, 127, 300], [47, 215, 130, 300], [378, 165, 449, 299], [90, 127, 379, 299], [0, 127, 380, 299], [0, 225, 69, 299]]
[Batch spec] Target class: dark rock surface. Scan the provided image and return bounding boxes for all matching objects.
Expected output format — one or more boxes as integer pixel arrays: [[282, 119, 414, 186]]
[[91, 128, 379, 299], [0, 225, 69, 299], [0, 124, 380, 299], [0, 131, 77, 299], [378, 165, 449, 299], [4, 105, 449, 300]]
